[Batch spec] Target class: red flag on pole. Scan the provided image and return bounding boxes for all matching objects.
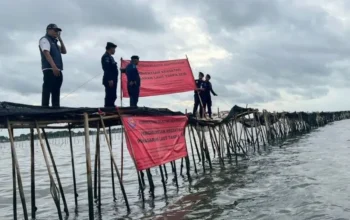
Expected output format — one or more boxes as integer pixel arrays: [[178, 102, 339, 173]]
[[121, 58, 196, 98]]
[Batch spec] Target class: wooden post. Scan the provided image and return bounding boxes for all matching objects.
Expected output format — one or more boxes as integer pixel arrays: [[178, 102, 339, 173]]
[[83, 113, 94, 220], [7, 123, 29, 220], [35, 123, 62, 220], [172, 161, 179, 189], [159, 165, 167, 195], [109, 127, 117, 201], [146, 169, 155, 197], [190, 126, 202, 162], [94, 132, 98, 200], [97, 127, 101, 211], [201, 128, 212, 170], [11, 128, 17, 220], [42, 128, 69, 216], [187, 127, 198, 174], [100, 116, 130, 212], [68, 127, 78, 209], [30, 129, 36, 219]]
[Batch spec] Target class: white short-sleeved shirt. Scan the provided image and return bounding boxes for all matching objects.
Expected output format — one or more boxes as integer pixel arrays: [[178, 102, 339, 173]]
[[39, 37, 51, 52]]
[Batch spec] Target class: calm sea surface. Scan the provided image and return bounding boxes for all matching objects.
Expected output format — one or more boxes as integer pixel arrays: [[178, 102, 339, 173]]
[[1, 119, 350, 220]]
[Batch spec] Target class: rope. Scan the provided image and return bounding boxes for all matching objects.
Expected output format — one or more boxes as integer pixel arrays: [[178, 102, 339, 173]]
[[60, 73, 101, 100], [59, 73, 126, 107]]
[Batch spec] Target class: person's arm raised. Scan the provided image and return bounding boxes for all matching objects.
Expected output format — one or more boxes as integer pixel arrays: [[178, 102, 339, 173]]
[[57, 32, 67, 54]]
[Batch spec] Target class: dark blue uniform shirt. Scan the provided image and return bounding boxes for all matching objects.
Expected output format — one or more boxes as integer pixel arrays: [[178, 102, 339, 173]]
[[101, 52, 118, 84], [203, 81, 217, 98], [126, 63, 141, 86], [194, 79, 204, 96]]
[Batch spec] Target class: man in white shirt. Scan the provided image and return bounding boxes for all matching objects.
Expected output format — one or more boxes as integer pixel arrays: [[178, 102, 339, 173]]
[[39, 24, 67, 107]]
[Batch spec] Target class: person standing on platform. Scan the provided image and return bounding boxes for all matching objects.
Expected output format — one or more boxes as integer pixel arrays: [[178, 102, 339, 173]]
[[193, 72, 205, 118], [203, 74, 218, 119], [101, 42, 118, 107], [126, 55, 140, 107], [39, 24, 67, 107]]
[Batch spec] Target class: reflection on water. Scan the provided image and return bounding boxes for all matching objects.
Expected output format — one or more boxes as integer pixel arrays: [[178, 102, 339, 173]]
[[1, 120, 350, 219]]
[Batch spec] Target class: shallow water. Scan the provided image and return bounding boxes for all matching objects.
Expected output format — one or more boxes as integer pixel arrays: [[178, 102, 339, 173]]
[[1, 119, 350, 219]]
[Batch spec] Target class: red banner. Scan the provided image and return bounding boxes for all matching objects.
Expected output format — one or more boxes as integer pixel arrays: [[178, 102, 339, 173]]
[[122, 115, 188, 171], [121, 59, 196, 98]]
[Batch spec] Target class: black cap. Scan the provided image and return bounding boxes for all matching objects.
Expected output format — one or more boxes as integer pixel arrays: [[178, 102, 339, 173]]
[[199, 72, 204, 76], [46, 24, 62, 31], [106, 42, 117, 50], [206, 74, 211, 79], [131, 55, 139, 60]]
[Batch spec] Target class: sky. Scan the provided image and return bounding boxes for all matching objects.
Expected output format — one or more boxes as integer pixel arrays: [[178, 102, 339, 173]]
[[2, 0, 350, 118]]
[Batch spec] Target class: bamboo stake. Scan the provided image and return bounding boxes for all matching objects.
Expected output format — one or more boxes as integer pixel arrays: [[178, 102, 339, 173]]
[[159, 165, 167, 195], [8, 125, 28, 220], [94, 131, 98, 201], [185, 155, 191, 180], [163, 164, 168, 180], [100, 116, 130, 212], [42, 128, 69, 216], [172, 161, 179, 189], [30, 128, 36, 219], [120, 125, 125, 184], [208, 128, 216, 158], [35, 123, 61, 220], [96, 126, 102, 210], [68, 127, 78, 209], [109, 127, 117, 201], [11, 128, 17, 220], [201, 128, 213, 170], [193, 126, 206, 172], [190, 125, 202, 162], [208, 127, 224, 166], [146, 169, 155, 197], [246, 111, 255, 150], [83, 113, 94, 220], [187, 126, 198, 174], [180, 158, 184, 177]]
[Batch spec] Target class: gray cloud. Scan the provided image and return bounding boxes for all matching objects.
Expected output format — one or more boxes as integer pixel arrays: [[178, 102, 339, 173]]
[[1, 0, 350, 111], [0, 0, 162, 32], [171, 0, 350, 106]]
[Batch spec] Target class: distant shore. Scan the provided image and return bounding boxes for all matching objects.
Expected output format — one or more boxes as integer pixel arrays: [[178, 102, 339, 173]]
[[0, 128, 123, 143]]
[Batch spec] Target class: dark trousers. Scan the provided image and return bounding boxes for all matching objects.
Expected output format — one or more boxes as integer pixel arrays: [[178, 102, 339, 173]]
[[41, 70, 63, 107], [104, 81, 117, 107], [128, 85, 140, 107], [204, 98, 212, 118], [193, 95, 204, 117]]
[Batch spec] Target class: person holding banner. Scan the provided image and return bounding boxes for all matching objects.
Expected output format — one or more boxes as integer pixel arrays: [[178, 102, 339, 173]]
[[101, 42, 118, 107], [203, 74, 218, 119], [193, 72, 205, 118], [126, 55, 140, 107]]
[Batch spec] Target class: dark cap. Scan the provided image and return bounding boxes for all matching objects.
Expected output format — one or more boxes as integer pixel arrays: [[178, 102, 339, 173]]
[[206, 74, 211, 79], [199, 72, 204, 76], [131, 55, 139, 60], [46, 24, 62, 31], [106, 42, 117, 50]]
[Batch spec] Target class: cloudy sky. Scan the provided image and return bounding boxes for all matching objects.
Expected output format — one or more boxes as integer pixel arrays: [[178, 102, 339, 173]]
[[1, 0, 350, 113]]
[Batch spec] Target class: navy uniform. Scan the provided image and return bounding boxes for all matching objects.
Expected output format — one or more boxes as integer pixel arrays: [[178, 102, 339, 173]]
[[126, 55, 141, 107], [101, 42, 118, 107], [193, 78, 205, 117], [202, 79, 217, 118]]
